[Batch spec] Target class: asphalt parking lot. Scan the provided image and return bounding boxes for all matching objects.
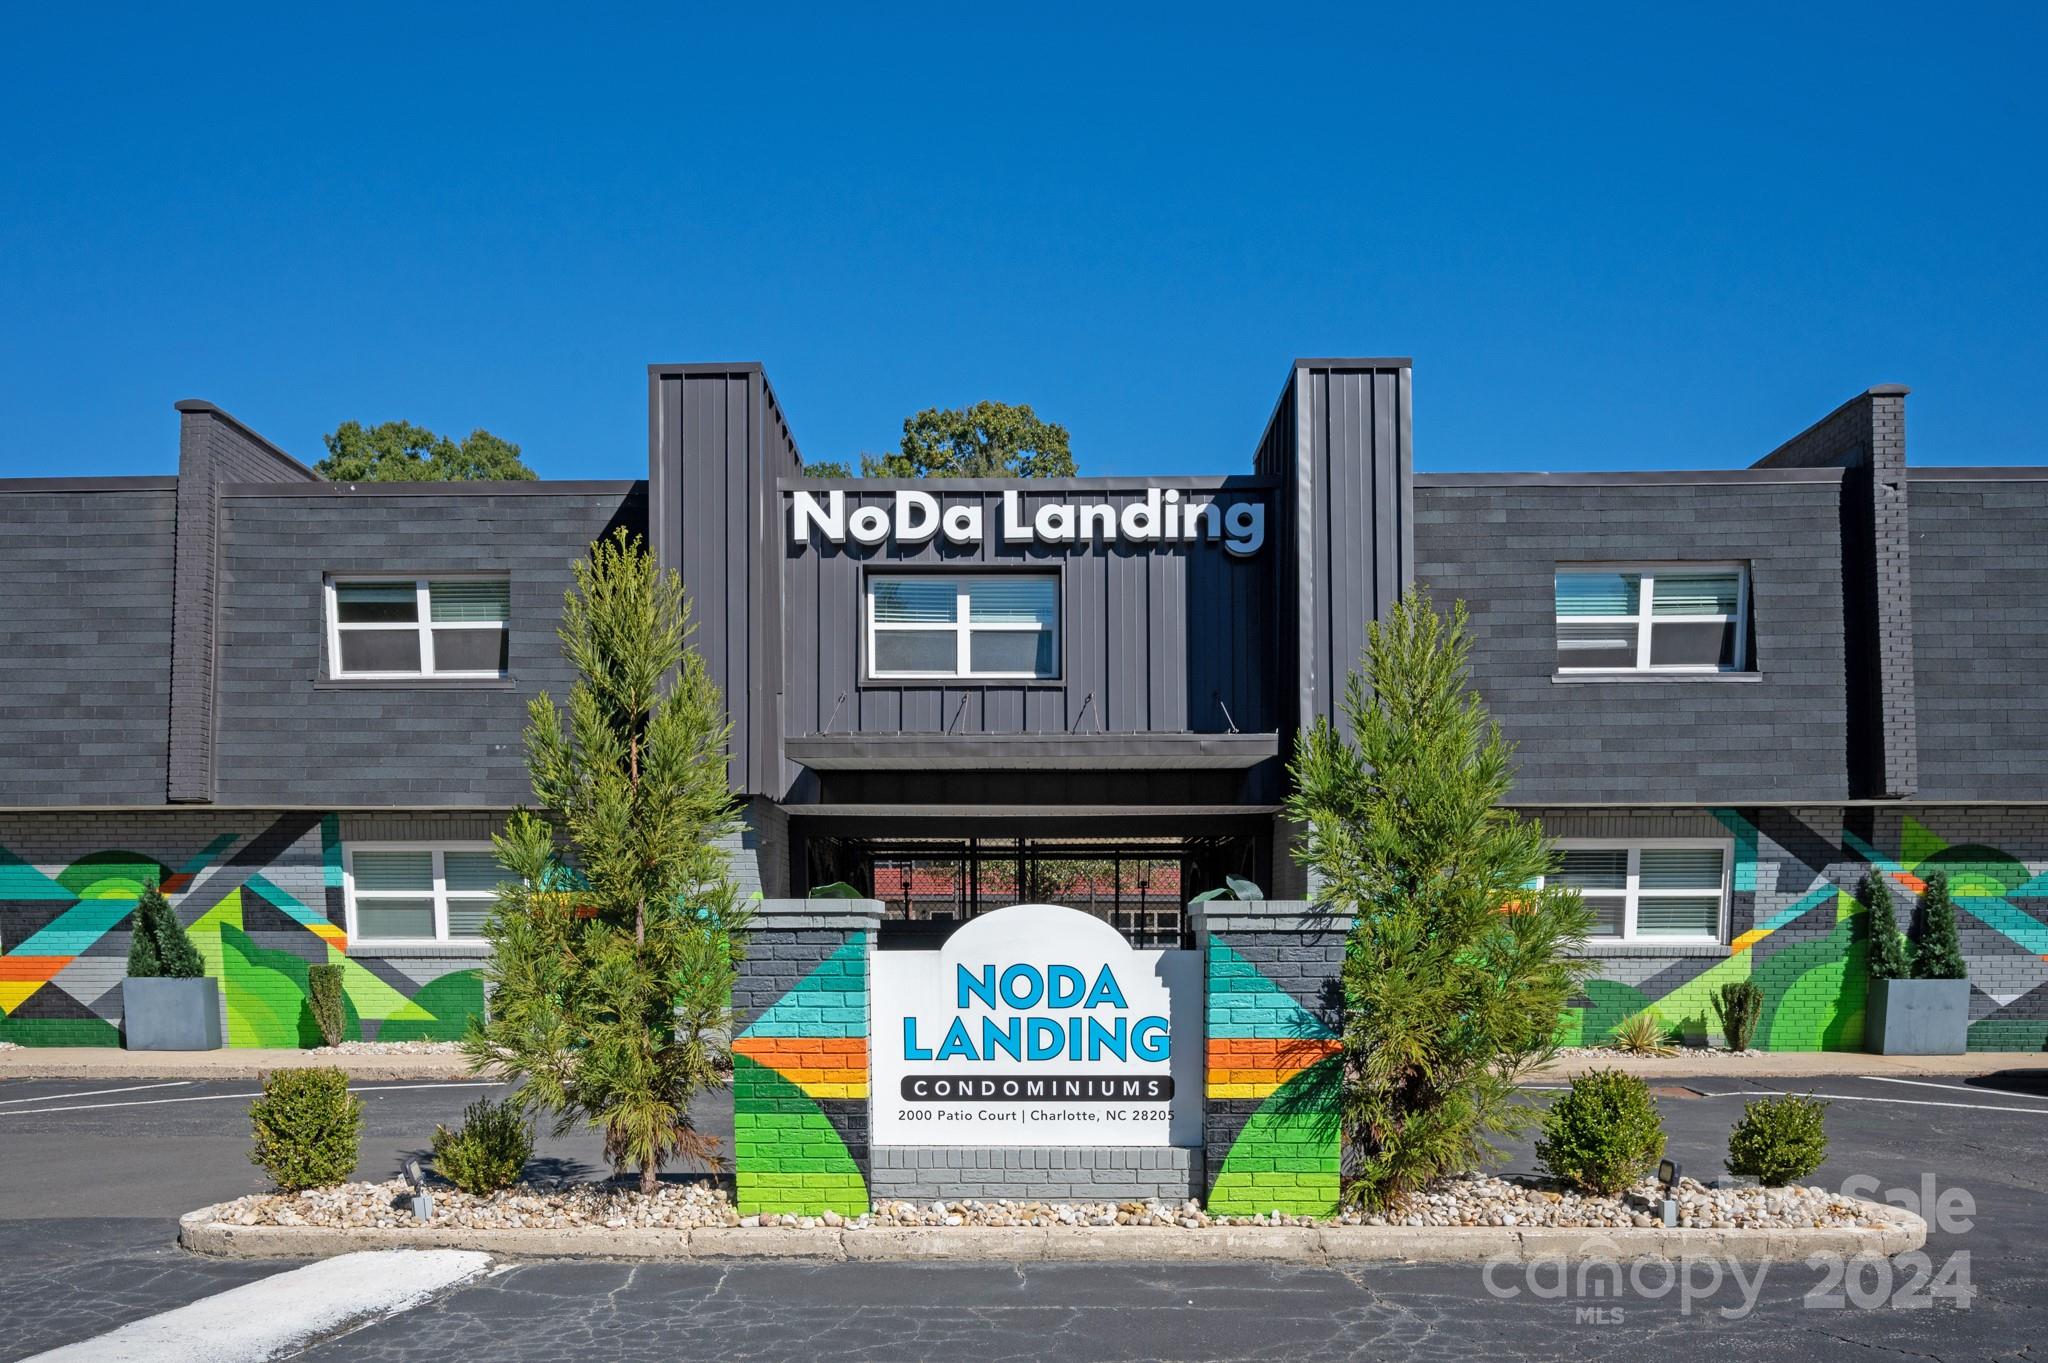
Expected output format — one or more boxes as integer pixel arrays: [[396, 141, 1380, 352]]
[[2, 1071, 2043, 1361]]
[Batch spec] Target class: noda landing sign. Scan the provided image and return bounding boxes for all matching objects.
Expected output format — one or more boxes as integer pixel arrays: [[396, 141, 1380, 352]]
[[870, 904, 1204, 1147]]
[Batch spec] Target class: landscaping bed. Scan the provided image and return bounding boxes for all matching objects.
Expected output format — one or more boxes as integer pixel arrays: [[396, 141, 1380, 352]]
[[197, 1171, 1911, 1235]]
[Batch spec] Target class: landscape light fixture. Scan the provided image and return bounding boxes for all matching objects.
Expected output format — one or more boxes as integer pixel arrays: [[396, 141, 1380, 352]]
[[1657, 1159, 1681, 1228], [403, 1158, 433, 1223]]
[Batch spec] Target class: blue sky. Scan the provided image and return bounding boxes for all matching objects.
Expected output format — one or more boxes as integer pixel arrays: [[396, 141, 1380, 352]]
[[2, 4, 2042, 480]]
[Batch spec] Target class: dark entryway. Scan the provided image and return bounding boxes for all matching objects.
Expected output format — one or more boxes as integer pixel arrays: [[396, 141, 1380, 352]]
[[803, 833, 1261, 948]]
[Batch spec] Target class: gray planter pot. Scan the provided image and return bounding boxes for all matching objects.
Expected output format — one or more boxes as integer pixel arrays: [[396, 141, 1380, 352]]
[[1864, 977, 1970, 1055], [122, 977, 223, 1051]]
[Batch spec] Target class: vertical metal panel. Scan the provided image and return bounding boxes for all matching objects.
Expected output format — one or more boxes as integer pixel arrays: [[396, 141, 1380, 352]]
[[649, 365, 805, 797], [1254, 359, 1416, 737]]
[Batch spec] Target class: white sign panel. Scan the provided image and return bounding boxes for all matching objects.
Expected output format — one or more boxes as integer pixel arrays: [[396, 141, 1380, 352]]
[[871, 904, 1203, 1147]]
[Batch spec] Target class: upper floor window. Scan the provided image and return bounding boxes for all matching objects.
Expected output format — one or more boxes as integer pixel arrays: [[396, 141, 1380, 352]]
[[344, 844, 502, 944], [1555, 565, 1748, 673], [867, 574, 1059, 680], [1539, 841, 1729, 944], [327, 576, 510, 679]]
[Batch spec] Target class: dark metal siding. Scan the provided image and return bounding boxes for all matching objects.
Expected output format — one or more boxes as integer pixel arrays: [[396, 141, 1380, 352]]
[[1254, 361, 1413, 738], [210, 484, 643, 807], [1414, 474, 1852, 805], [0, 485, 178, 805], [648, 366, 800, 798], [780, 482, 1277, 762], [1909, 474, 2048, 800]]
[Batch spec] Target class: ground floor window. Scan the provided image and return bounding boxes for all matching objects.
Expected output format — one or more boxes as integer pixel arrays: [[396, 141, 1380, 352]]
[[1540, 840, 1729, 944], [344, 844, 502, 944]]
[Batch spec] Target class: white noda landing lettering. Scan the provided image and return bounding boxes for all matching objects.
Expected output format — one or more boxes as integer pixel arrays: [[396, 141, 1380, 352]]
[[22, 1249, 490, 1363], [791, 488, 1265, 557]]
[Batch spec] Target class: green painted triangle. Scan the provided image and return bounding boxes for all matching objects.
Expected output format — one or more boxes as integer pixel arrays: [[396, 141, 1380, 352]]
[[1901, 818, 1948, 870]]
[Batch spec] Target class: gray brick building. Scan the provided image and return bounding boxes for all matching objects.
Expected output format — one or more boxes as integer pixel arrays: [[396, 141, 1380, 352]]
[[2, 362, 2044, 1076]]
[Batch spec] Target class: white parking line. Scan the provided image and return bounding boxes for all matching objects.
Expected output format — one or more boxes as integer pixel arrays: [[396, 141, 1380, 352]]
[[0, 1080, 500, 1117], [0, 1080, 191, 1106], [20, 1248, 490, 1362], [1691, 1088, 2048, 1116], [1864, 1075, 2048, 1103]]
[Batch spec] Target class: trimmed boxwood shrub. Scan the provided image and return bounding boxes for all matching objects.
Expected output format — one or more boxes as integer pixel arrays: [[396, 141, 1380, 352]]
[[431, 1096, 535, 1195], [249, 1067, 361, 1191], [307, 963, 348, 1048], [1727, 1093, 1829, 1185], [1537, 1069, 1667, 1195]]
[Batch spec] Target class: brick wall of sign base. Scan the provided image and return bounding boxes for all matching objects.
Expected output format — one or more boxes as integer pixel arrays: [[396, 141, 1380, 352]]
[[868, 1147, 1201, 1203], [1192, 900, 1348, 1218], [729, 899, 879, 1216]]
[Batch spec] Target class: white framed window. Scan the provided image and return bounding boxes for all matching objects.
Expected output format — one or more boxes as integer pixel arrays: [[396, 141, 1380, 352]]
[[1537, 840, 1730, 944], [326, 576, 510, 679], [1554, 564, 1749, 673], [866, 574, 1059, 680], [343, 844, 502, 945]]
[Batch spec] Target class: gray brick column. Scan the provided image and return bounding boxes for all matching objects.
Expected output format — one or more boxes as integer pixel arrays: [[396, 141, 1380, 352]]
[[1190, 899, 1350, 1216], [729, 897, 881, 1216]]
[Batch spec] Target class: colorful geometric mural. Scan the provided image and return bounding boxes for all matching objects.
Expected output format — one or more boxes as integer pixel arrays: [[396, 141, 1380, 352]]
[[1560, 811, 2048, 1053], [0, 814, 484, 1048], [1203, 937, 1341, 1216], [731, 933, 871, 1216]]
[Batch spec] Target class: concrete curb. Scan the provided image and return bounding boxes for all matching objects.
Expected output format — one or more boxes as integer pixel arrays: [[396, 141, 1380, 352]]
[[0, 1050, 475, 1082], [179, 1202, 1926, 1264]]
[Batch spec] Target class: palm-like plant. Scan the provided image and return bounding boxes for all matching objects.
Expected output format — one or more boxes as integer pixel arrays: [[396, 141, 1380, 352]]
[[1608, 1012, 1677, 1057]]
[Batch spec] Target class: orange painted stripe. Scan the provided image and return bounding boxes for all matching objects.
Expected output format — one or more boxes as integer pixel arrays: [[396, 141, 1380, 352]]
[[733, 1036, 867, 1061], [0, 956, 71, 983], [1205, 1037, 1339, 1066], [1891, 871, 1927, 894]]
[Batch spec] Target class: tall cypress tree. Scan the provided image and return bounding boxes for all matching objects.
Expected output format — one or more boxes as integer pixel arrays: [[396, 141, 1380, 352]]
[[464, 529, 746, 1195], [1912, 871, 1967, 980], [1287, 588, 1597, 1210]]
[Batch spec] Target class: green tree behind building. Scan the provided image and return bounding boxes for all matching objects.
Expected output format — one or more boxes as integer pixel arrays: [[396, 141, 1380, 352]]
[[317, 420, 536, 482], [802, 400, 1076, 479]]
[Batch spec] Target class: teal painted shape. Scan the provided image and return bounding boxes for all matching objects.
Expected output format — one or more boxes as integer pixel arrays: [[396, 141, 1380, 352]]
[[321, 815, 345, 890], [0, 846, 73, 900], [14, 897, 139, 954], [1955, 895, 2048, 955], [741, 937, 869, 1039], [243, 873, 327, 929], [1753, 882, 1839, 935], [1710, 808, 1758, 891], [1842, 830, 1894, 872], [1206, 941, 1334, 1040], [2006, 869, 2048, 898]]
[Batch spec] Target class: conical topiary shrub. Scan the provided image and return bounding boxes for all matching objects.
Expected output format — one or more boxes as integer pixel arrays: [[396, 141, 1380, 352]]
[[1862, 871, 1910, 981], [1912, 871, 1967, 980], [126, 882, 205, 979]]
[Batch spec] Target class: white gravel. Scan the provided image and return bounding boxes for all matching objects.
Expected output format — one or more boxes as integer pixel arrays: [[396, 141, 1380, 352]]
[[306, 1040, 467, 1056], [208, 1171, 1904, 1234], [1553, 1045, 1745, 1062], [0, 1041, 21, 1051]]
